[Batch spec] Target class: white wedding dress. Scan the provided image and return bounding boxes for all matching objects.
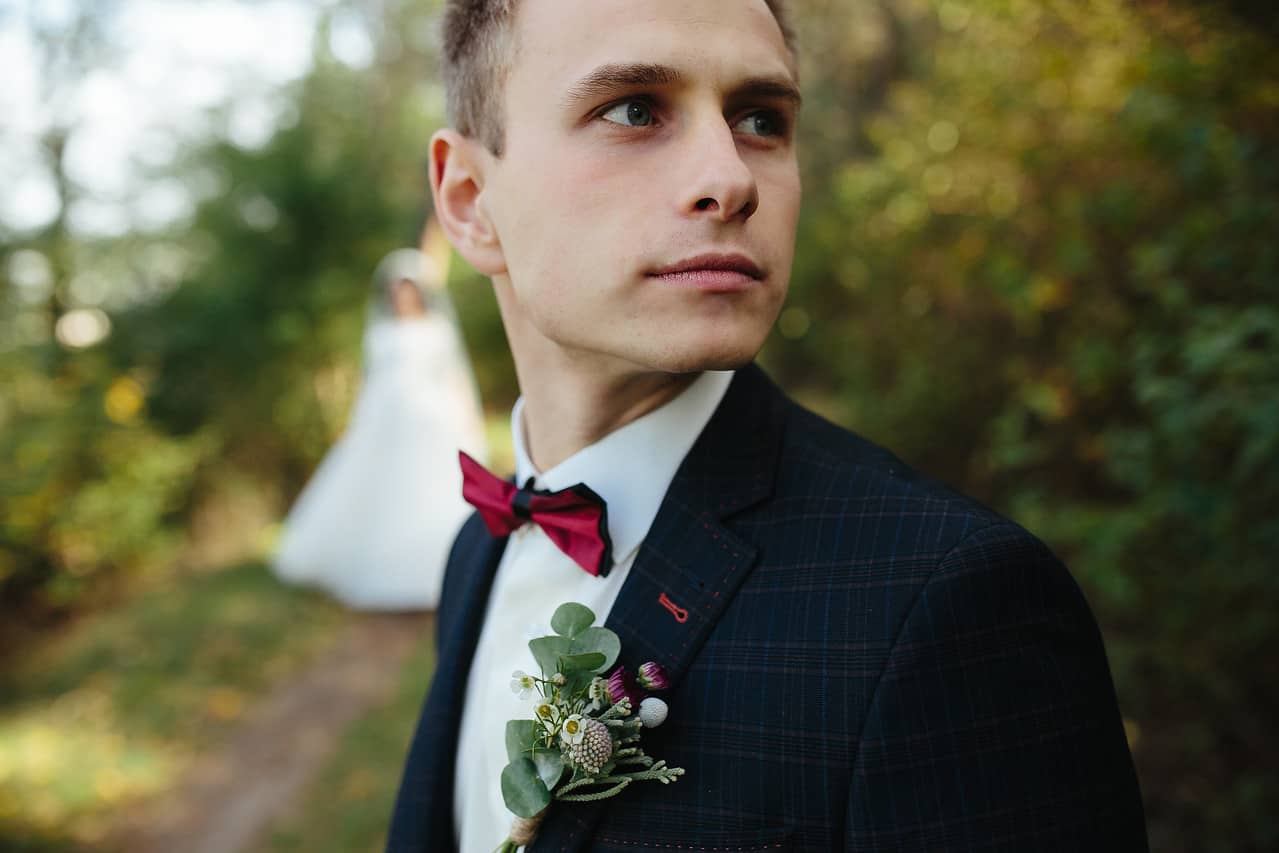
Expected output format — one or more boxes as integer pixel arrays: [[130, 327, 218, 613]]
[[273, 314, 488, 610]]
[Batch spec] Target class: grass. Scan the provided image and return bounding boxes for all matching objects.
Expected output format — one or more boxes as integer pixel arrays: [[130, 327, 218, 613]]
[[262, 625, 436, 852], [0, 561, 349, 851]]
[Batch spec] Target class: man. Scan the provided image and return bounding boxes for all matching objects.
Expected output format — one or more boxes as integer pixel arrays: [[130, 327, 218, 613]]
[[388, 1, 1149, 850]]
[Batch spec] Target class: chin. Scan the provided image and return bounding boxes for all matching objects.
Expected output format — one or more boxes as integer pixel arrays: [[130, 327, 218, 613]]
[[642, 332, 768, 375]]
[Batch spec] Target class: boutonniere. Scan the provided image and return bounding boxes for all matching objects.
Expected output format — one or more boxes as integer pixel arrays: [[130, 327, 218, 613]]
[[495, 602, 684, 852]]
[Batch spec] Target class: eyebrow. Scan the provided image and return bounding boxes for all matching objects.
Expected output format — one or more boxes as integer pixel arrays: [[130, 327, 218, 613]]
[[562, 62, 802, 110], [734, 76, 804, 109], [564, 63, 682, 105]]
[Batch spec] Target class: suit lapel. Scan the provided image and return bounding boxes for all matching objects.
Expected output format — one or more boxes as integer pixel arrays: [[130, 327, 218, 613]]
[[529, 364, 787, 853], [436, 520, 508, 722], [387, 515, 507, 851], [442, 520, 509, 671]]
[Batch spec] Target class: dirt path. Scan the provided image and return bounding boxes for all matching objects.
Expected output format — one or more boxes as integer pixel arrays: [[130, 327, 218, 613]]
[[108, 611, 430, 853]]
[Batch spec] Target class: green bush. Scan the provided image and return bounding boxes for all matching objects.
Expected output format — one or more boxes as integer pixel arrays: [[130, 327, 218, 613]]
[[769, 3, 1278, 849], [0, 347, 211, 612]]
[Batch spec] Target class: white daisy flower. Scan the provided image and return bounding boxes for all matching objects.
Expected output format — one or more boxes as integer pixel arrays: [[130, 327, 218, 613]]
[[586, 676, 612, 712], [534, 701, 560, 725], [510, 669, 537, 699], [561, 713, 587, 746]]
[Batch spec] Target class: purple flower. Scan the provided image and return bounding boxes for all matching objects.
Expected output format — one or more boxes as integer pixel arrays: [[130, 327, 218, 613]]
[[636, 661, 670, 691], [607, 666, 643, 707]]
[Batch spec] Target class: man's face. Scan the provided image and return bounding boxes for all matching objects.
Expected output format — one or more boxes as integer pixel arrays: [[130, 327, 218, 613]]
[[479, 0, 801, 374]]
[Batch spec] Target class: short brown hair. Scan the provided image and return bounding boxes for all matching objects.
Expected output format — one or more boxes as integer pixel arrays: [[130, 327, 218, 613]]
[[441, 0, 795, 156]]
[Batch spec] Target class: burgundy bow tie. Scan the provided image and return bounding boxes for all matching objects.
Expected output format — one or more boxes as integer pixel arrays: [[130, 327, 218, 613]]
[[459, 451, 614, 577]]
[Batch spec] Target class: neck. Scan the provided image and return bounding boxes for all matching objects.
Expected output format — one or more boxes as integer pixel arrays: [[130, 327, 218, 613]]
[[495, 281, 699, 472], [519, 367, 698, 472]]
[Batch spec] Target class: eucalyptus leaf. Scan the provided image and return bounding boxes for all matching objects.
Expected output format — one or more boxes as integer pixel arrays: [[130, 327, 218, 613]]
[[574, 626, 621, 672], [505, 719, 540, 763], [533, 749, 565, 790], [500, 758, 552, 818], [550, 602, 596, 638], [558, 651, 606, 672], [528, 636, 572, 677]]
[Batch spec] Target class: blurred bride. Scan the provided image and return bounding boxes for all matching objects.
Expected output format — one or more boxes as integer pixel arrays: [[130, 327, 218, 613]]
[[273, 247, 488, 610]]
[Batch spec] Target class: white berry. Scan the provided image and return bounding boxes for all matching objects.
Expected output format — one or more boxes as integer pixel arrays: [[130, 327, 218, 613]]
[[638, 697, 669, 728]]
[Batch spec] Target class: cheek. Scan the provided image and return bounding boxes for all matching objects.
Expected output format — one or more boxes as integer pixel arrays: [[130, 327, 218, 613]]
[[500, 153, 649, 286], [561, 148, 653, 226], [762, 161, 802, 225]]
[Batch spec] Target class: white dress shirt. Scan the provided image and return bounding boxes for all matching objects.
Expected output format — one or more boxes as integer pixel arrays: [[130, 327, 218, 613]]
[[453, 370, 734, 852]]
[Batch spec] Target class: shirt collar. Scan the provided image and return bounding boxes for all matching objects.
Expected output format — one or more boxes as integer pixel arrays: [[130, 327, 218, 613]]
[[510, 370, 734, 565]]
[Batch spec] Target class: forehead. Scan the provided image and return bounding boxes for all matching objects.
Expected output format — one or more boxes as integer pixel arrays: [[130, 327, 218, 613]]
[[509, 0, 795, 93]]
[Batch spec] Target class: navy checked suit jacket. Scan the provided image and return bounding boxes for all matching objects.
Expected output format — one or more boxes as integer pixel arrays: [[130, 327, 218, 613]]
[[387, 364, 1148, 852]]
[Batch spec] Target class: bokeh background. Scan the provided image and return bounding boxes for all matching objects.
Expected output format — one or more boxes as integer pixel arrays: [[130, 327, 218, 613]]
[[2, 0, 1276, 851]]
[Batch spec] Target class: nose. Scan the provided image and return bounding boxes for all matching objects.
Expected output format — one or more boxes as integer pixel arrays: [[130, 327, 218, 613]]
[[678, 117, 759, 223]]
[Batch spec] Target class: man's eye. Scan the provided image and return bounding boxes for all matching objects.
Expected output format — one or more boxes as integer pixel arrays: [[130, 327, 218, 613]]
[[734, 111, 786, 138], [600, 100, 655, 127]]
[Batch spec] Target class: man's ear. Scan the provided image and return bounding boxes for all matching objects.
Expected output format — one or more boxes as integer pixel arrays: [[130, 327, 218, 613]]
[[429, 129, 506, 276]]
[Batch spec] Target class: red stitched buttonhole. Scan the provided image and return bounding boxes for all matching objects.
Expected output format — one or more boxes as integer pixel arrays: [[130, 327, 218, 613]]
[[658, 592, 690, 624]]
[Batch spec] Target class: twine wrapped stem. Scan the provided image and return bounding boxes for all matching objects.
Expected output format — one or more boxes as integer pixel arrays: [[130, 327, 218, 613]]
[[496, 807, 548, 852]]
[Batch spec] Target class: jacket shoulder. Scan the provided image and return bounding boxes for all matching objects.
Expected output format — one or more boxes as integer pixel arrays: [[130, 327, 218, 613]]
[[763, 396, 1029, 571]]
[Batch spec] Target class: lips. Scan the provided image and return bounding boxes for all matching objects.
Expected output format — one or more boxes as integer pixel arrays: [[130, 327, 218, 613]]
[[648, 253, 764, 279]]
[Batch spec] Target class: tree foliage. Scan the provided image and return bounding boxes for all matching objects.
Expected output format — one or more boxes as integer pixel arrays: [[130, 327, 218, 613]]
[[1, 0, 447, 622], [768, 3, 1279, 849]]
